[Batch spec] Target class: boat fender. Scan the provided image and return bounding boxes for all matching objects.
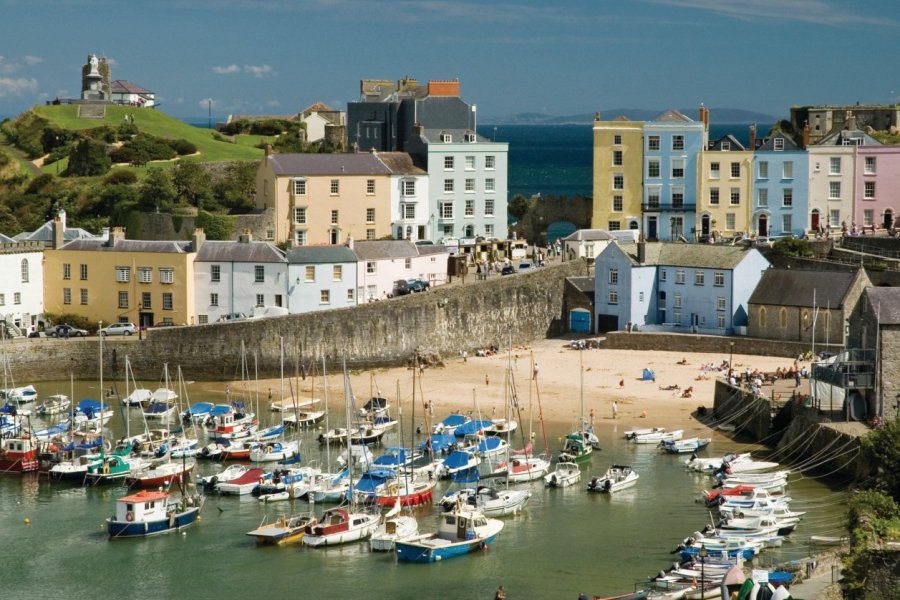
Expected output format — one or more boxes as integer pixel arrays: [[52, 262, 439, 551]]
[[125, 511, 134, 522], [259, 476, 265, 484], [103, 465, 109, 475]]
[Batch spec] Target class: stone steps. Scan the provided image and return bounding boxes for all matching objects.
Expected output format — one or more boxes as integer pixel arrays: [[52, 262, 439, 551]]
[[77, 103, 106, 119]]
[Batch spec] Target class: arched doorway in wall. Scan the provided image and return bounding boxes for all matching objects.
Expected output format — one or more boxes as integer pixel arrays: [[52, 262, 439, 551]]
[[883, 209, 894, 230], [810, 209, 820, 232], [629, 220, 639, 230], [758, 214, 768, 237], [464, 225, 475, 238], [700, 214, 711, 237]]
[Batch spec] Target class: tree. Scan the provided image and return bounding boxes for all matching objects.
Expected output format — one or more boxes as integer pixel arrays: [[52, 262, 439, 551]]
[[172, 161, 212, 208], [508, 194, 531, 221], [67, 139, 111, 177], [0, 204, 21, 236], [214, 162, 257, 213], [860, 416, 900, 502], [138, 168, 177, 212]]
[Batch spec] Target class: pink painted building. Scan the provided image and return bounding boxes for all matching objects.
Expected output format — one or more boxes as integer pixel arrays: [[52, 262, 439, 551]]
[[855, 145, 900, 230]]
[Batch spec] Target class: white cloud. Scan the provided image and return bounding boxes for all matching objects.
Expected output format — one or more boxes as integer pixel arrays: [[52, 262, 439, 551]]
[[23, 55, 43, 66], [0, 77, 38, 97], [244, 64, 273, 78], [213, 64, 241, 74], [647, 0, 898, 28], [265, 99, 281, 108], [198, 98, 222, 111]]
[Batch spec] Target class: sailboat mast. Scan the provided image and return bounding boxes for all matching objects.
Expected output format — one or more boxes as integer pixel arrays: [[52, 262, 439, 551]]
[[580, 348, 585, 433], [279, 337, 285, 440], [322, 354, 330, 470]]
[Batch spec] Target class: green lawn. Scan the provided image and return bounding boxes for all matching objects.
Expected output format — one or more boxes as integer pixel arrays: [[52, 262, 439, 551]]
[[33, 105, 264, 163]]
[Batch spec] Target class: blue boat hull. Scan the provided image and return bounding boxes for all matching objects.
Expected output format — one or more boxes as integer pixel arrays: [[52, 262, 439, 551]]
[[107, 507, 200, 538], [395, 532, 499, 563], [680, 545, 754, 562]]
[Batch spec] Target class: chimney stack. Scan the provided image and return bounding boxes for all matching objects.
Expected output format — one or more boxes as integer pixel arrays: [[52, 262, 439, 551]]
[[637, 236, 646, 264], [749, 124, 757, 150], [595, 112, 601, 122], [107, 226, 125, 247], [802, 121, 810, 149], [191, 228, 206, 252], [698, 104, 709, 129], [264, 144, 273, 156], [238, 229, 253, 243], [52, 216, 64, 249], [346, 236, 354, 250]]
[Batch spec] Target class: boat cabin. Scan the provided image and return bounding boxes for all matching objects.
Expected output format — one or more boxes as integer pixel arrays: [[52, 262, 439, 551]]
[[440, 509, 489, 541], [116, 490, 169, 523]]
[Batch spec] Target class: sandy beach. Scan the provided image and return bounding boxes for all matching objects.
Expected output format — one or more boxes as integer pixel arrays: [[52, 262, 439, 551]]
[[202, 338, 807, 438]]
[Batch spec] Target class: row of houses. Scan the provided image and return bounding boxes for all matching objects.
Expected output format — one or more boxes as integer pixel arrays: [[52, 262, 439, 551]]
[[592, 108, 900, 240], [0, 218, 451, 334]]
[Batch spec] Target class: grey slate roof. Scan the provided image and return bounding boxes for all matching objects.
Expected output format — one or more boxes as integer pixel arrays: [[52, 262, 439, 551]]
[[196, 240, 285, 263], [748, 269, 859, 308], [419, 128, 493, 144], [654, 109, 693, 122], [415, 244, 449, 256], [816, 127, 881, 147], [866, 287, 900, 325], [352, 240, 419, 260], [60, 239, 192, 253], [563, 229, 613, 242], [286, 245, 359, 264], [110, 80, 153, 95], [567, 276, 596, 294], [15, 220, 101, 242], [709, 134, 746, 151], [266, 153, 393, 176], [617, 242, 757, 270]]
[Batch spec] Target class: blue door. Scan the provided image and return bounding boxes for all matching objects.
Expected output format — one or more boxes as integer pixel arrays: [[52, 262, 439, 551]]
[[569, 309, 591, 333]]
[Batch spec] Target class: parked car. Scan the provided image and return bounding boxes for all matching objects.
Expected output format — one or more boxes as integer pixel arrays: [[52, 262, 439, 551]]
[[518, 261, 534, 272], [753, 236, 773, 248], [393, 280, 413, 296], [99, 322, 137, 336], [501, 265, 516, 276], [48, 323, 89, 337], [28, 331, 48, 338], [217, 312, 248, 323], [407, 278, 430, 293]]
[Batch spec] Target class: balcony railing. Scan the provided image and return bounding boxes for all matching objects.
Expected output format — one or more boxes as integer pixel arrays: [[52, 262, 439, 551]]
[[642, 202, 696, 211]]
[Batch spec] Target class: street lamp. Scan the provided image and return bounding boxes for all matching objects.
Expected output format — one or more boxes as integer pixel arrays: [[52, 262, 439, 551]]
[[699, 544, 708, 599], [729, 342, 735, 374]]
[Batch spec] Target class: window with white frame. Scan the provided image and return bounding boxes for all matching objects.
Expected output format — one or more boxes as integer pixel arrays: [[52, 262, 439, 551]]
[[830, 209, 840, 226], [648, 136, 660, 151], [320, 290, 330, 304], [674, 293, 682, 308], [782, 214, 792, 232], [444, 156, 454, 170], [366, 262, 376, 274], [613, 174, 624, 190], [330, 265, 342, 281], [864, 156, 876, 174], [366, 179, 375, 194], [673, 311, 682, 324], [63, 263, 71, 280], [675, 270, 685, 284], [118, 291, 128, 308], [292, 178, 307, 195], [774, 138, 784, 151], [672, 188, 684, 208], [440, 202, 454, 219], [758, 161, 768, 179], [717, 296, 726, 311], [402, 204, 416, 220], [293, 207, 306, 224], [647, 188, 660, 208], [465, 199, 474, 217], [115, 266, 130, 283], [612, 150, 623, 166], [865, 181, 876, 199], [484, 224, 494, 236], [366, 228, 375, 241], [330, 179, 339, 195], [608, 289, 618, 305], [198, 315, 208, 325], [758, 188, 768, 207], [63, 288, 71, 305], [80, 264, 88, 280], [864, 209, 874, 226], [485, 199, 494, 217], [465, 156, 475, 170], [254, 265, 264, 282], [255, 294, 264, 307], [443, 179, 454, 193], [608, 268, 618, 285], [294, 230, 307, 245], [210, 293, 218, 307], [709, 188, 720, 205], [730, 188, 740, 205], [465, 178, 475, 192], [81, 289, 88, 305], [485, 156, 495, 169], [648, 159, 660, 178], [403, 180, 416, 196], [710, 162, 720, 178], [672, 135, 684, 151], [138, 267, 152, 283], [305, 265, 315, 282], [714, 271, 725, 286], [331, 209, 339, 225], [694, 271, 705, 286], [726, 213, 736, 230], [485, 178, 495, 192], [730, 162, 740, 178], [613, 196, 623, 212], [614, 134, 622, 145], [783, 161, 793, 178], [671, 158, 685, 178], [829, 181, 841, 199], [783, 188, 793, 207], [829, 157, 841, 175], [366, 208, 375, 223], [346, 289, 354, 302]]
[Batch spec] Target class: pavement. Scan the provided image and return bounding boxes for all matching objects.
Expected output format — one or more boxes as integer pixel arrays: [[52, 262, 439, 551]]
[[785, 554, 843, 600]]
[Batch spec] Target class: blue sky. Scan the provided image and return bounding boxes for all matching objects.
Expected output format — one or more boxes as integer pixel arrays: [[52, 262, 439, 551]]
[[2, 0, 899, 121]]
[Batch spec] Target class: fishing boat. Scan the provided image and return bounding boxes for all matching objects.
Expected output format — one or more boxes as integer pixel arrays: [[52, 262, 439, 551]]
[[1, 384, 38, 404], [107, 489, 203, 539], [544, 460, 582, 488], [246, 513, 317, 545], [85, 452, 140, 485], [37, 394, 71, 416], [301, 506, 381, 547], [0, 433, 40, 473], [395, 502, 504, 563], [660, 437, 711, 454], [558, 433, 592, 464], [587, 465, 639, 493], [217, 467, 265, 496], [126, 459, 194, 489], [211, 409, 259, 441], [370, 501, 419, 551], [358, 395, 390, 419]]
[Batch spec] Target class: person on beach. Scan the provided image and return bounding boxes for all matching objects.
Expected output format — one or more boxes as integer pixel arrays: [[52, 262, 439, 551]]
[[533, 363, 539, 380], [612, 400, 618, 419]]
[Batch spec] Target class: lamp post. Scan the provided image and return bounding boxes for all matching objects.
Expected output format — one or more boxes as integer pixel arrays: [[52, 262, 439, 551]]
[[699, 544, 707, 599], [729, 342, 734, 373]]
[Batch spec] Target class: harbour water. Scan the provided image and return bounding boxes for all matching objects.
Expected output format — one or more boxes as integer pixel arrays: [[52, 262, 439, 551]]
[[3, 379, 847, 599]]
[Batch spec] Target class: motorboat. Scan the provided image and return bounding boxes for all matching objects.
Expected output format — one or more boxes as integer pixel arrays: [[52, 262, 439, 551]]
[[1, 385, 38, 404], [107, 489, 203, 539], [587, 465, 639, 493], [121, 388, 152, 407], [630, 429, 683, 445], [544, 461, 582, 488], [37, 394, 71, 416], [439, 485, 531, 517], [494, 454, 551, 483], [249, 440, 299, 463], [216, 467, 266, 496], [246, 514, 317, 545], [482, 418, 518, 437], [200, 464, 249, 491], [395, 503, 504, 563], [126, 459, 194, 489], [660, 437, 711, 454], [432, 413, 471, 435], [142, 400, 178, 420], [301, 507, 381, 547]]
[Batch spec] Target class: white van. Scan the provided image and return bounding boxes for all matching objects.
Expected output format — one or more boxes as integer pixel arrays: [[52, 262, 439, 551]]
[[249, 306, 289, 319]]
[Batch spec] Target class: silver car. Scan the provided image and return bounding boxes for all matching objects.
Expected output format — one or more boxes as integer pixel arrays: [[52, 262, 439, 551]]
[[99, 322, 137, 336]]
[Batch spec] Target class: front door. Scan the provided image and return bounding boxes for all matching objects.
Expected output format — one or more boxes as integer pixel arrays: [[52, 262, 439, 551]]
[[884, 210, 894, 229], [139, 312, 154, 329], [647, 216, 658, 241], [811, 210, 820, 231], [701, 214, 710, 236], [758, 215, 768, 237]]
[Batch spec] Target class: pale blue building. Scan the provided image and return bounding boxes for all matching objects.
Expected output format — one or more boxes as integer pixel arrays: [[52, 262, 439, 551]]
[[594, 241, 770, 335], [642, 110, 708, 241], [752, 131, 809, 238], [286, 246, 359, 314]]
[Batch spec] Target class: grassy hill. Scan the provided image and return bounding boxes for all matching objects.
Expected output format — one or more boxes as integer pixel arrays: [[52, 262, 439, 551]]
[[31, 105, 265, 172]]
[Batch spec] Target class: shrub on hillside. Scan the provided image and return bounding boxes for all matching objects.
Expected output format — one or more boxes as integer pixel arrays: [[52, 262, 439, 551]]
[[104, 170, 138, 185], [169, 138, 198, 156], [25, 174, 54, 195], [195, 210, 234, 240], [117, 121, 139, 139], [67, 139, 111, 176]]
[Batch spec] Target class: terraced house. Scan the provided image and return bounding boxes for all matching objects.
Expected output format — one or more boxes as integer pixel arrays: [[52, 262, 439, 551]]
[[751, 130, 808, 238], [697, 132, 754, 240], [591, 114, 643, 233]]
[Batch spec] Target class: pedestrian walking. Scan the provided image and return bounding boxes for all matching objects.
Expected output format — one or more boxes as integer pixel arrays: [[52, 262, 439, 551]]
[[533, 363, 539, 380], [795, 371, 801, 388], [495, 585, 507, 600], [589, 408, 595, 427], [612, 400, 618, 419], [485, 374, 490, 386]]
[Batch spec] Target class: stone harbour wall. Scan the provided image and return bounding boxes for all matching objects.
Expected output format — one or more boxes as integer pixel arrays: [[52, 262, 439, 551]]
[[10, 260, 588, 382], [605, 331, 843, 359]]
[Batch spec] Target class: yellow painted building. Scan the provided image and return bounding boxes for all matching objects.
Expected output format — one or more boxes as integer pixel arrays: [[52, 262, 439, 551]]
[[592, 116, 644, 233], [697, 135, 754, 239], [255, 151, 395, 245], [43, 228, 197, 328]]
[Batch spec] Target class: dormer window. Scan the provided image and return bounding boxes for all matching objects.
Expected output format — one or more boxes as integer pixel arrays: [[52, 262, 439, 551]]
[[773, 138, 784, 151], [721, 141, 731, 151], [439, 132, 452, 143], [464, 131, 476, 142]]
